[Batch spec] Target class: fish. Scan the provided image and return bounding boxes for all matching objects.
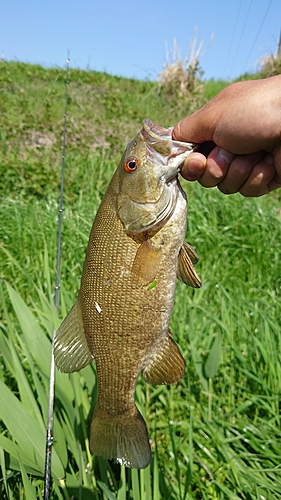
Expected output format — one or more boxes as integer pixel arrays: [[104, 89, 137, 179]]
[[53, 118, 201, 469]]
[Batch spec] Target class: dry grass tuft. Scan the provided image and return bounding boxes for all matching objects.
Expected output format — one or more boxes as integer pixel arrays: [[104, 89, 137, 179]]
[[158, 28, 208, 100], [260, 53, 281, 77], [259, 33, 281, 77]]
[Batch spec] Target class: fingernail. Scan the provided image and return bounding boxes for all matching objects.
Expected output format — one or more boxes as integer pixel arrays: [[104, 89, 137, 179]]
[[181, 158, 205, 181], [218, 148, 235, 163], [187, 158, 205, 172]]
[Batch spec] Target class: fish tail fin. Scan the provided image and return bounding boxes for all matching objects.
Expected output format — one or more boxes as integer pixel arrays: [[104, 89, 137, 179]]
[[90, 405, 151, 469]]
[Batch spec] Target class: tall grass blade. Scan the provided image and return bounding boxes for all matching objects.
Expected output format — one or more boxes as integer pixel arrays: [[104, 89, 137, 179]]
[[0, 379, 64, 479], [117, 465, 126, 500], [204, 331, 222, 379], [131, 469, 140, 500], [0, 446, 8, 497], [97, 480, 118, 500], [18, 456, 37, 500]]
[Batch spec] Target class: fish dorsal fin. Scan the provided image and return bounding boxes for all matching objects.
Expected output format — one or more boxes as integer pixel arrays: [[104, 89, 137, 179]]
[[53, 300, 94, 373], [142, 331, 185, 385], [131, 239, 162, 287], [177, 242, 202, 288]]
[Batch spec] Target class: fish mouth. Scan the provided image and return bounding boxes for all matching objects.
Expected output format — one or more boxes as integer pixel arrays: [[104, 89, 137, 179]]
[[142, 118, 195, 180], [142, 119, 173, 156]]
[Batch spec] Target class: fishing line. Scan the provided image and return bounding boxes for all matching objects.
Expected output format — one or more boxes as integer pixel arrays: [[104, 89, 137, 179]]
[[43, 54, 70, 500], [242, 0, 274, 72], [224, 0, 243, 77], [231, 0, 254, 71]]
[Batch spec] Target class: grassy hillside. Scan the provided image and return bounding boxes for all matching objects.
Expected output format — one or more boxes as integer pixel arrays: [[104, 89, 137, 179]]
[[0, 61, 281, 499], [0, 61, 209, 200]]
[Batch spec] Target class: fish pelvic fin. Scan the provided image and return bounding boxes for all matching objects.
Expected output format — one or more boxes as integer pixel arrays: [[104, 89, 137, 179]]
[[177, 242, 202, 288], [143, 332, 185, 385], [90, 405, 151, 469], [53, 300, 94, 372]]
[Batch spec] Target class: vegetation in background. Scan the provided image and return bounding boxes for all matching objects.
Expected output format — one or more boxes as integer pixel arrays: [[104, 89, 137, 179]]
[[259, 32, 281, 78], [0, 59, 207, 201], [158, 30, 206, 100], [0, 57, 281, 499]]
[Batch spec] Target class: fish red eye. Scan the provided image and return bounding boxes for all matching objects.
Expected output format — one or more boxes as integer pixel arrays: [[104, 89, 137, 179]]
[[124, 157, 138, 172]]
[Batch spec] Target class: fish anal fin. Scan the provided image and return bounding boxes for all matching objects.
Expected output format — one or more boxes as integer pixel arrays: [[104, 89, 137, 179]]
[[178, 242, 202, 288], [131, 239, 162, 287], [53, 300, 94, 373], [90, 405, 151, 469], [143, 332, 185, 385]]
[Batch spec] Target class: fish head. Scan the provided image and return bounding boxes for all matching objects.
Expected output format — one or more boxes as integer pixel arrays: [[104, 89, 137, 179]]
[[117, 118, 194, 233]]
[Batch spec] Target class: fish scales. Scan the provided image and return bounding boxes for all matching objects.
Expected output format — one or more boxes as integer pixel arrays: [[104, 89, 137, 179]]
[[54, 118, 201, 469]]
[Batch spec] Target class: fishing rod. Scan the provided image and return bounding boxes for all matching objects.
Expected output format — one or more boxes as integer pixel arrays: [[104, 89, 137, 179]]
[[43, 55, 70, 500]]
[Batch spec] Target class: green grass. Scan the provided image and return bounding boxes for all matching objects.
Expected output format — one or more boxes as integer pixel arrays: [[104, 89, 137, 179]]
[[0, 61, 281, 499], [202, 79, 230, 100]]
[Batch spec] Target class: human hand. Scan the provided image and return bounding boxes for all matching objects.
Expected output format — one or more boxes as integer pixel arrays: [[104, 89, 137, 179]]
[[173, 75, 281, 196]]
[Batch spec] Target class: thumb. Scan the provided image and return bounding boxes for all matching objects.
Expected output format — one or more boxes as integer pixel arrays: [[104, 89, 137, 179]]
[[173, 108, 214, 144]]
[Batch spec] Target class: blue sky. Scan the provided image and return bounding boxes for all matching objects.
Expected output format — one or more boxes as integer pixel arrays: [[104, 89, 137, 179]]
[[1, 0, 280, 81]]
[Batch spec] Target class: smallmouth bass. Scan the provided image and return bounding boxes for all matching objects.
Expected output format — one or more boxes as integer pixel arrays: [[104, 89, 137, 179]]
[[54, 118, 201, 468]]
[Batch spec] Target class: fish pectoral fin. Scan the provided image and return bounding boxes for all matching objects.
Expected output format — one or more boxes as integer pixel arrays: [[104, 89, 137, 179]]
[[183, 242, 200, 264], [143, 331, 185, 385], [90, 405, 151, 469], [177, 242, 202, 288], [53, 300, 94, 373], [131, 239, 162, 287]]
